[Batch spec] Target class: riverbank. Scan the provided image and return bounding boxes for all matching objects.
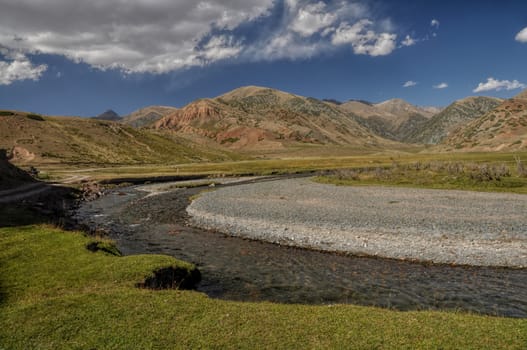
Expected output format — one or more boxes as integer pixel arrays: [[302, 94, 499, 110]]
[[188, 178, 527, 267], [1, 224, 526, 349]]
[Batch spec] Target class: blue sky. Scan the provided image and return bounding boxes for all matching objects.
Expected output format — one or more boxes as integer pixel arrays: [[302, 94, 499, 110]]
[[0, 0, 526, 117]]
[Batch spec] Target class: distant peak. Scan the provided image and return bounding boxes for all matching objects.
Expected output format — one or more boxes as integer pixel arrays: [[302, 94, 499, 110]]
[[377, 98, 410, 106], [217, 85, 297, 102], [93, 109, 121, 121]]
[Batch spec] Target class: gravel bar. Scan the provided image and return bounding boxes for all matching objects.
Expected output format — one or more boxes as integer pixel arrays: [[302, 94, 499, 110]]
[[187, 178, 527, 267]]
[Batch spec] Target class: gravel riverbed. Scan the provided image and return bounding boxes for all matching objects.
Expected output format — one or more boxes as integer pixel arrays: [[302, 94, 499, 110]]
[[188, 178, 527, 267]]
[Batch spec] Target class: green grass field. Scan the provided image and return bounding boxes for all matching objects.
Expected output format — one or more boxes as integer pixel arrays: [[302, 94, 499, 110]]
[[3, 152, 527, 348], [315, 159, 527, 194], [39, 150, 527, 182], [1, 225, 526, 349]]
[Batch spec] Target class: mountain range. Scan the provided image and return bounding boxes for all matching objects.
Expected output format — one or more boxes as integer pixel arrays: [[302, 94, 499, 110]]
[[152, 86, 396, 151], [0, 111, 236, 165], [2, 86, 526, 166], [405, 96, 503, 144], [335, 98, 440, 141], [443, 90, 527, 151]]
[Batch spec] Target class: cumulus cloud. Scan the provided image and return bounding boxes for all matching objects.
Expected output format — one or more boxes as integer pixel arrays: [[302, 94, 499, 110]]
[[515, 27, 527, 43], [473, 77, 525, 93], [401, 35, 416, 47], [431, 19, 440, 28], [403, 80, 417, 87], [332, 20, 397, 56], [0, 0, 274, 74], [0, 0, 416, 74], [433, 82, 448, 89], [289, 2, 337, 37], [0, 50, 47, 85]]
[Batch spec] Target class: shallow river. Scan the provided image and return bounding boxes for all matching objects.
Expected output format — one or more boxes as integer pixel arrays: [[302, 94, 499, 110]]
[[75, 178, 527, 318]]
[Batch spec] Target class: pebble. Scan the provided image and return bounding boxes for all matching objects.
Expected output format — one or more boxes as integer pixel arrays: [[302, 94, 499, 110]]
[[188, 178, 527, 267]]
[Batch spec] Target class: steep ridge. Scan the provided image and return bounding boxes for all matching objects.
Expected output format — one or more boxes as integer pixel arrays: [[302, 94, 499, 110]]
[[338, 99, 438, 141], [153, 86, 393, 150], [443, 90, 527, 151], [122, 106, 178, 128], [0, 111, 235, 165], [405, 96, 503, 144]]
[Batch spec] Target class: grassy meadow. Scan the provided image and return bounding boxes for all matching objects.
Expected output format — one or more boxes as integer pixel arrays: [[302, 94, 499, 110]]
[[39, 150, 527, 182], [1, 224, 526, 349], [2, 151, 527, 349]]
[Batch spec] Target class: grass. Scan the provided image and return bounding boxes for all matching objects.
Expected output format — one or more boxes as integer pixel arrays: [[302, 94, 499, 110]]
[[39, 150, 527, 183], [314, 159, 527, 194], [1, 224, 526, 349]]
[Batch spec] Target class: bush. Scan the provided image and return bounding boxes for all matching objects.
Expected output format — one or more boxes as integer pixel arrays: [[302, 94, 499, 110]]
[[469, 163, 511, 182], [333, 169, 360, 181], [515, 156, 527, 177], [0, 111, 15, 116]]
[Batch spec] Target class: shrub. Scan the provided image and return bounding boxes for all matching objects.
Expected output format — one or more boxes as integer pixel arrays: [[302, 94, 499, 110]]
[[333, 169, 360, 181], [469, 163, 511, 182], [0, 111, 15, 116], [515, 156, 527, 177]]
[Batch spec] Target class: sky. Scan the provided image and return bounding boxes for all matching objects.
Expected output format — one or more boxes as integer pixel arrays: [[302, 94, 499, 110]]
[[0, 0, 526, 117]]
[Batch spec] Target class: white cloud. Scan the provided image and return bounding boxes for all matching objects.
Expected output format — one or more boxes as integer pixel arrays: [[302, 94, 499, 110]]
[[0, 0, 414, 74], [431, 19, 440, 28], [515, 27, 527, 43], [0, 0, 274, 74], [200, 36, 243, 62], [289, 2, 337, 37], [332, 20, 397, 56], [403, 80, 417, 87], [401, 35, 416, 47], [433, 82, 448, 89], [473, 77, 525, 93], [0, 53, 47, 85]]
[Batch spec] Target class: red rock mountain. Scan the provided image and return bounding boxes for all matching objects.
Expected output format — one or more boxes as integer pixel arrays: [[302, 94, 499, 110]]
[[153, 86, 396, 150]]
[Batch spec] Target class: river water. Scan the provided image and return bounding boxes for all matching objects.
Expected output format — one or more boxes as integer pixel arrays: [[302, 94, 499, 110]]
[[75, 179, 527, 318]]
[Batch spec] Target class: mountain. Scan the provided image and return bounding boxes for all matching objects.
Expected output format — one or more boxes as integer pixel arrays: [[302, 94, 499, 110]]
[[122, 106, 178, 128], [443, 90, 527, 151], [0, 111, 236, 165], [375, 99, 438, 119], [93, 109, 122, 122], [153, 86, 394, 151], [337, 99, 438, 141], [405, 96, 503, 144]]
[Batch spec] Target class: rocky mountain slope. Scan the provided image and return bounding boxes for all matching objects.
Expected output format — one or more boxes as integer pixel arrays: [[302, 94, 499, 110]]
[[337, 99, 439, 141], [122, 106, 178, 128], [0, 111, 235, 165], [405, 96, 503, 144], [443, 90, 527, 151], [153, 86, 394, 151]]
